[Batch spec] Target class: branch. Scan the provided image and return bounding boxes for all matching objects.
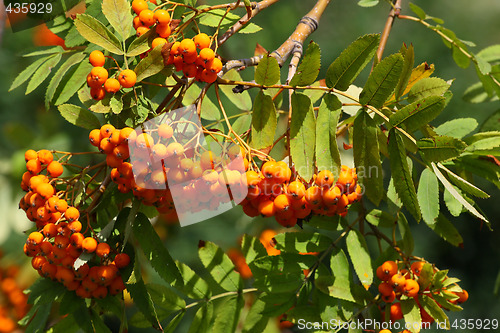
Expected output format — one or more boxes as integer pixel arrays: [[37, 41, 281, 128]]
[[376, 0, 402, 62], [217, 0, 280, 46]]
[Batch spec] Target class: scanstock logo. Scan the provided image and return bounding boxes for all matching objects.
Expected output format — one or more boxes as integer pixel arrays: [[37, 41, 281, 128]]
[[128, 105, 248, 226]]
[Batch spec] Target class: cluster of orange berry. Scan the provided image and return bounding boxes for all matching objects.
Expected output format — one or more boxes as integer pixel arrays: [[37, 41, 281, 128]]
[[90, 123, 249, 219], [240, 164, 362, 228], [86, 50, 137, 100], [19, 149, 130, 299], [132, 0, 171, 39], [0, 259, 29, 333], [376, 260, 468, 325]]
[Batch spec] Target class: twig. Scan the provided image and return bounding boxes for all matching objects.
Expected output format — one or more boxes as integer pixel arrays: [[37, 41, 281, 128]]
[[376, 0, 402, 63]]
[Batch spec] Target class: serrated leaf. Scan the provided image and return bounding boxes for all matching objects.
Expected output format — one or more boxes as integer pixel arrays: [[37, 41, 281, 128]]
[[22, 46, 65, 57], [188, 302, 213, 333], [199, 241, 242, 292], [132, 212, 182, 285], [173, 261, 211, 300], [198, 8, 240, 27], [324, 248, 358, 303], [481, 109, 500, 132], [316, 94, 342, 172], [9, 56, 49, 91], [417, 168, 439, 224], [74, 14, 123, 54], [127, 280, 162, 330], [388, 128, 421, 221], [45, 52, 86, 108], [239, 22, 262, 34], [26, 302, 52, 333], [58, 104, 101, 130], [409, 3, 427, 20], [290, 41, 321, 86], [434, 118, 478, 138], [401, 299, 421, 333], [419, 295, 449, 329], [220, 69, 252, 110], [346, 229, 373, 288], [255, 54, 280, 85], [26, 53, 62, 94], [274, 232, 332, 253], [418, 135, 467, 162], [443, 186, 463, 217], [27, 278, 66, 306], [395, 44, 415, 100], [357, 0, 379, 7], [401, 62, 435, 96], [242, 297, 269, 333], [212, 294, 244, 333], [241, 234, 267, 264], [251, 91, 277, 149], [432, 162, 489, 225], [407, 77, 450, 103], [290, 92, 316, 182], [134, 45, 165, 82], [126, 29, 155, 57], [164, 311, 185, 333], [427, 213, 463, 247], [437, 163, 489, 198], [465, 132, 500, 152], [389, 96, 446, 132], [360, 53, 403, 108], [102, 0, 133, 41], [54, 61, 93, 105], [365, 209, 396, 228], [326, 34, 380, 91], [353, 110, 383, 205]]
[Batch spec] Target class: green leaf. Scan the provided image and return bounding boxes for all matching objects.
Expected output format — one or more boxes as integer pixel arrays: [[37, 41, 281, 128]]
[[353, 110, 384, 205], [359, 53, 403, 108], [477, 44, 500, 63], [240, 234, 267, 264], [26, 303, 52, 333], [199, 241, 242, 292], [46, 314, 79, 333], [427, 213, 463, 247], [434, 118, 478, 138], [188, 302, 213, 333], [388, 128, 421, 221], [432, 162, 489, 225], [231, 113, 251, 135], [407, 77, 451, 103], [27, 279, 65, 306], [198, 8, 240, 27], [475, 55, 492, 75], [320, 248, 357, 303], [465, 132, 500, 152], [417, 168, 439, 224], [397, 213, 414, 255], [395, 44, 415, 100], [409, 3, 427, 20], [357, 0, 379, 7], [164, 311, 185, 333], [9, 56, 50, 91], [126, 29, 155, 57], [74, 14, 123, 55], [102, 0, 133, 41], [26, 53, 62, 94], [255, 54, 280, 86], [437, 163, 489, 198], [220, 70, 252, 110], [346, 229, 373, 288], [90, 310, 112, 333], [273, 232, 332, 253], [326, 33, 380, 91], [134, 45, 165, 82], [290, 41, 321, 86], [251, 91, 277, 149], [173, 261, 211, 299], [418, 135, 467, 162], [45, 52, 86, 108], [481, 110, 500, 132], [22, 46, 65, 57], [242, 297, 269, 333], [127, 280, 162, 330], [389, 96, 446, 132], [182, 82, 220, 121], [462, 81, 497, 103], [316, 94, 342, 173], [400, 299, 422, 333], [419, 294, 450, 329], [147, 284, 186, 312], [54, 61, 93, 105], [443, 186, 463, 217], [132, 212, 182, 285], [365, 209, 396, 228], [290, 92, 316, 182], [238, 22, 263, 34], [212, 294, 244, 333], [58, 104, 101, 130]]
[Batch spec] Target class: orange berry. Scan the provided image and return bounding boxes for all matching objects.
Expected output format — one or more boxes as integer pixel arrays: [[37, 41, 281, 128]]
[[261, 161, 277, 179], [378, 282, 393, 296], [156, 23, 171, 38], [25, 149, 38, 161], [158, 123, 173, 139], [96, 242, 111, 258], [113, 143, 130, 160], [454, 289, 469, 304], [287, 181, 306, 200], [390, 273, 407, 291], [139, 9, 155, 27], [403, 279, 420, 297], [47, 161, 63, 178], [91, 86, 106, 100], [377, 260, 398, 281], [205, 57, 222, 73], [92, 286, 108, 299], [194, 33, 210, 49], [258, 198, 275, 217], [100, 124, 115, 138], [90, 66, 108, 86], [82, 237, 98, 253], [273, 194, 291, 212], [70, 232, 84, 248], [55, 199, 68, 213], [136, 26, 149, 37], [133, 16, 143, 30], [170, 41, 181, 56], [275, 212, 297, 228], [132, 0, 148, 15], [166, 142, 184, 157], [315, 170, 334, 188], [119, 127, 136, 144], [152, 37, 167, 49], [275, 161, 291, 183], [54, 235, 70, 249], [154, 9, 170, 24], [179, 38, 196, 57], [245, 170, 261, 188], [32, 256, 47, 270], [104, 78, 121, 93], [89, 50, 105, 67], [65, 206, 80, 222], [118, 69, 137, 88], [305, 185, 323, 207], [322, 185, 342, 206], [410, 261, 425, 277], [68, 221, 82, 233], [182, 63, 197, 78], [114, 253, 131, 268], [109, 277, 126, 295], [135, 133, 155, 148], [389, 302, 403, 321], [36, 182, 55, 199], [37, 149, 53, 164], [200, 69, 217, 83], [89, 129, 102, 147], [26, 159, 42, 174], [28, 231, 44, 245]]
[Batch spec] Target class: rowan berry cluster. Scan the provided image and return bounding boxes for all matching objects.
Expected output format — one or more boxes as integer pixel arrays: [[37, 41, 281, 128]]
[[19, 149, 129, 299], [87, 50, 137, 100], [132, 0, 171, 38], [240, 164, 362, 228], [0, 260, 29, 333], [376, 260, 468, 326], [90, 123, 249, 219]]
